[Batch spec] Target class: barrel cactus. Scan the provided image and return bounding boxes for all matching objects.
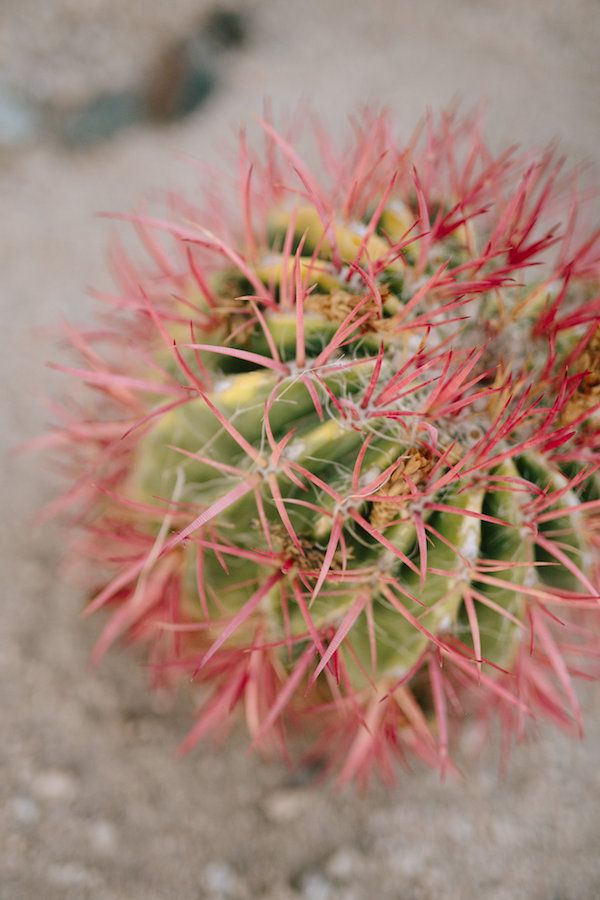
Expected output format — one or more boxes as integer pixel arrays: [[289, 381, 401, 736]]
[[47, 110, 600, 784]]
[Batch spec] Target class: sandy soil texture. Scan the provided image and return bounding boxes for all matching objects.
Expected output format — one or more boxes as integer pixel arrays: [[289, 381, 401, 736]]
[[2, 2, 600, 898]]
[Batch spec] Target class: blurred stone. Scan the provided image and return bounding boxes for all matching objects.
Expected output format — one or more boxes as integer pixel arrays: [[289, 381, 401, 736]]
[[297, 870, 333, 900], [47, 862, 100, 888], [324, 847, 362, 882], [88, 819, 118, 854], [262, 787, 313, 823], [0, 82, 41, 146], [31, 768, 77, 801], [202, 860, 241, 897], [202, 7, 248, 50], [59, 90, 142, 146], [11, 795, 40, 824], [144, 39, 215, 122]]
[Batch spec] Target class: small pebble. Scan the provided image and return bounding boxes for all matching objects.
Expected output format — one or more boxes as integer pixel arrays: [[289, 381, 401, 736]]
[[0, 81, 40, 145], [60, 90, 141, 146], [11, 795, 40, 824], [47, 862, 99, 888], [447, 817, 475, 841], [391, 847, 428, 878], [262, 788, 313, 823], [298, 870, 333, 900], [144, 40, 215, 122], [202, 7, 248, 50], [202, 860, 239, 897], [31, 769, 77, 801], [325, 847, 362, 882], [89, 819, 118, 854]]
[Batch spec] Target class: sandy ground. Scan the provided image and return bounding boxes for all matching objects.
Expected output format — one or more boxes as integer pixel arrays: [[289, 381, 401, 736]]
[[2, 1, 600, 898]]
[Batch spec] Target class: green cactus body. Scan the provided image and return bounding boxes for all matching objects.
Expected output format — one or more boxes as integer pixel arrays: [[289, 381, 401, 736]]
[[132, 205, 596, 696], [52, 112, 600, 782]]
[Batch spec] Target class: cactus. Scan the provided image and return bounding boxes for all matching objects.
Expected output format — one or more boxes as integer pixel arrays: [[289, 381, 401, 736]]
[[48, 110, 600, 785]]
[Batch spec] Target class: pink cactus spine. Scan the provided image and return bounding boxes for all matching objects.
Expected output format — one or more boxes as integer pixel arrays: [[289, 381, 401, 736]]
[[44, 109, 600, 786]]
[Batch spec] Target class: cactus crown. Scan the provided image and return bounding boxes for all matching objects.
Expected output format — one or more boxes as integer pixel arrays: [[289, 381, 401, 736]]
[[49, 110, 600, 784]]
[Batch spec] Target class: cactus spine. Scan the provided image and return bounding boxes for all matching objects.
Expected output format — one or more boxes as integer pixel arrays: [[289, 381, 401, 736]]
[[49, 111, 600, 784]]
